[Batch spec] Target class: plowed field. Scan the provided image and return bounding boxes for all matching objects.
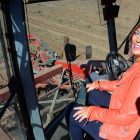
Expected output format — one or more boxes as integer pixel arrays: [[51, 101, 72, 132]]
[[27, 0, 140, 60]]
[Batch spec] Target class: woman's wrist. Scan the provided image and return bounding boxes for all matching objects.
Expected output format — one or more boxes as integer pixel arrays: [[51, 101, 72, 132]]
[[98, 81, 102, 91], [93, 82, 96, 89], [93, 81, 103, 91]]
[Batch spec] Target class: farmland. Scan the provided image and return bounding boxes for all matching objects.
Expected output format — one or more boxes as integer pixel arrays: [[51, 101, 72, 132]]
[[27, 0, 139, 60], [0, 0, 139, 83]]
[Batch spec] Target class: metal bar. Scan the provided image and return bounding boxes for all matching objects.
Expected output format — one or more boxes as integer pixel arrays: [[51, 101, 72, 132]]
[[0, 19, 11, 81], [107, 18, 118, 53], [118, 17, 140, 51], [39, 98, 75, 104], [1, 1, 35, 139], [34, 64, 63, 85], [25, 0, 60, 4], [37, 84, 70, 89], [105, 4, 118, 53], [49, 69, 65, 113], [8, 0, 45, 139], [43, 69, 69, 126], [47, 106, 67, 116], [1, 0, 45, 139]]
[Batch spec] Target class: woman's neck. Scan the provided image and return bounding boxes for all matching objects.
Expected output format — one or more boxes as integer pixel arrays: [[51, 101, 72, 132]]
[[135, 57, 140, 63]]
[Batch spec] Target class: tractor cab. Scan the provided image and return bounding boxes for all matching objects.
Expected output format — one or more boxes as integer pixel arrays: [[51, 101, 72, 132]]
[[0, 0, 139, 139]]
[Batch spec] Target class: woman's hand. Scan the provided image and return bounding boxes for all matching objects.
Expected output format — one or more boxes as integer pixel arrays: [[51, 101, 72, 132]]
[[86, 83, 95, 92], [73, 106, 89, 122]]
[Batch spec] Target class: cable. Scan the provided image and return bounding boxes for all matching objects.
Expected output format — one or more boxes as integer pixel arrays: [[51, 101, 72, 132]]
[[66, 60, 76, 99], [96, 0, 106, 26], [24, 1, 30, 38], [117, 17, 140, 51]]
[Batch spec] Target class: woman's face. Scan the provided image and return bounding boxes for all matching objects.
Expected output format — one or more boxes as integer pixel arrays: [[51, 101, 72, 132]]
[[132, 27, 140, 59]]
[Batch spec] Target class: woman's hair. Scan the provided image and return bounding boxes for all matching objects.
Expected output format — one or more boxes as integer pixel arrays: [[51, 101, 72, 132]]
[[128, 23, 140, 58]]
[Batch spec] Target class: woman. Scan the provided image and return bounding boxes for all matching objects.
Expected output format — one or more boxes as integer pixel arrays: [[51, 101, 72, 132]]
[[66, 23, 140, 140]]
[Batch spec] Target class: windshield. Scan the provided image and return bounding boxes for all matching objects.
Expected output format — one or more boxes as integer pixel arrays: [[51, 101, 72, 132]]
[[26, 0, 139, 60]]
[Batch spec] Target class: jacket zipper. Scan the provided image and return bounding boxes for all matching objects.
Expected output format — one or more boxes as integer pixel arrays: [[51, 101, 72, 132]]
[[123, 126, 128, 134]]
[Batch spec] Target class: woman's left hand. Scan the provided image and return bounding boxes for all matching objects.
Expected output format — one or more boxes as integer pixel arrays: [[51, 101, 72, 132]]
[[73, 106, 89, 122]]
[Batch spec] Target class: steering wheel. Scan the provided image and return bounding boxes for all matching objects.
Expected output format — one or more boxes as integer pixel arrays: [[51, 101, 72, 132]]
[[106, 52, 128, 80]]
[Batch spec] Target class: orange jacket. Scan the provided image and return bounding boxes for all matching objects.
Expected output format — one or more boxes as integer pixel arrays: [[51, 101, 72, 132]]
[[87, 63, 140, 140]]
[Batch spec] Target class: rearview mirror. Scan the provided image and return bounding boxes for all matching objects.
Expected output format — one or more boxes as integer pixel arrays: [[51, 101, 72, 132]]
[[65, 43, 76, 62], [86, 45, 92, 59]]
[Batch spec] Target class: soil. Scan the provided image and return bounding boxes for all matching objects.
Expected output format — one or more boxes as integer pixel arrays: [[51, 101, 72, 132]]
[[26, 0, 140, 60]]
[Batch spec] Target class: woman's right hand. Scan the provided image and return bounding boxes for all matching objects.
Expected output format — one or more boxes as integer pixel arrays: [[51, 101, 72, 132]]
[[86, 83, 96, 92]]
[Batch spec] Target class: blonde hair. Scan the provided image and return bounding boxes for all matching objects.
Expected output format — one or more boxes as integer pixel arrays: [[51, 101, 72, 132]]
[[128, 23, 140, 58]]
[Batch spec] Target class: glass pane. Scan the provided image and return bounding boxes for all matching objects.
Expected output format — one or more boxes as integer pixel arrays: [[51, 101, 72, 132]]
[[26, 0, 140, 60], [26, 0, 140, 133], [27, 0, 110, 60]]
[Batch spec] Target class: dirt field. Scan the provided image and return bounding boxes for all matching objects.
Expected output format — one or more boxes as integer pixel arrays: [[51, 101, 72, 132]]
[[26, 0, 140, 60]]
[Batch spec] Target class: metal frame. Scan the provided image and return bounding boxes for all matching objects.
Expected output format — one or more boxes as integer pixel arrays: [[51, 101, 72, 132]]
[[0, 0, 45, 139], [105, 4, 118, 53], [107, 18, 118, 53]]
